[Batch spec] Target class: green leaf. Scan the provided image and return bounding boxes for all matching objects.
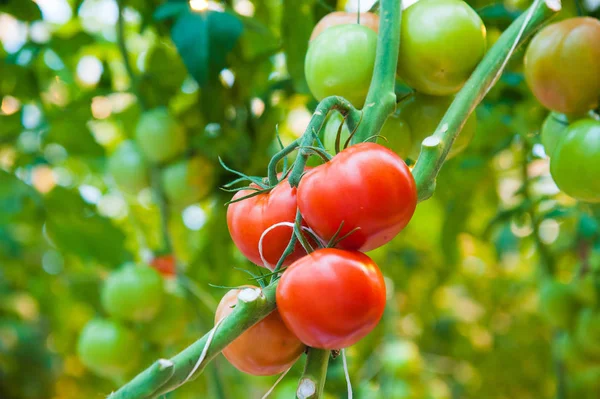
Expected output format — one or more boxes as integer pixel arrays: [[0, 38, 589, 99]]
[[0, 111, 23, 142], [43, 187, 131, 265], [153, 1, 189, 20], [139, 42, 187, 108], [281, 0, 315, 93], [0, 64, 40, 100], [0, 170, 41, 225], [171, 10, 243, 87], [0, 0, 42, 21]]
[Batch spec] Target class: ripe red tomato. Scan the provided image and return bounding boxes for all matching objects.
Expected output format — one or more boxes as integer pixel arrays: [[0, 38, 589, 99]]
[[227, 178, 307, 269], [297, 143, 417, 251], [310, 11, 379, 41], [215, 286, 305, 375], [276, 248, 386, 349], [150, 254, 176, 277], [524, 17, 600, 115]]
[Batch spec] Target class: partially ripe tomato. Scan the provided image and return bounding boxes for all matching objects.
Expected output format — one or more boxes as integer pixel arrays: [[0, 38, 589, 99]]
[[305, 24, 377, 108], [400, 94, 477, 160], [135, 107, 186, 163], [101, 263, 164, 322], [77, 319, 141, 378], [398, 0, 486, 96], [276, 249, 386, 349], [524, 17, 600, 116], [550, 119, 600, 202], [538, 280, 580, 329], [150, 254, 176, 277], [215, 287, 304, 375], [227, 178, 307, 269], [310, 12, 379, 41], [297, 143, 417, 252], [161, 156, 214, 206], [107, 140, 149, 193], [540, 112, 569, 156]]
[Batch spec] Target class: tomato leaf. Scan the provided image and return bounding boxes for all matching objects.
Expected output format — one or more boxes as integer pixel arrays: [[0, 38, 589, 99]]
[[0, 0, 41, 21], [153, 1, 189, 21]]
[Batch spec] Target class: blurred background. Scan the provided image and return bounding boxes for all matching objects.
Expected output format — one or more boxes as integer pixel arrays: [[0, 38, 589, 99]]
[[1, 0, 600, 398]]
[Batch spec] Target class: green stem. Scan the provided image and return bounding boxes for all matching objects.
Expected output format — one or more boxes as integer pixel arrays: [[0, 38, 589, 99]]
[[268, 139, 300, 186], [351, 0, 402, 143], [412, 0, 560, 202], [296, 349, 330, 399], [107, 284, 278, 399]]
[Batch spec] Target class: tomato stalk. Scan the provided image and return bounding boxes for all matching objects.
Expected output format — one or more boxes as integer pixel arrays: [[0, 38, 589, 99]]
[[297, 348, 330, 399], [411, 0, 561, 202]]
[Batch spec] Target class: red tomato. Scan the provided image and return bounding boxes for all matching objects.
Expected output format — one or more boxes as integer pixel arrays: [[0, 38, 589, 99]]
[[227, 178, 306, 269], [215, 286, 305, 375], [276, 248, 386, 349], [297, 143, 417, 251], [150, 255, 176, 277]]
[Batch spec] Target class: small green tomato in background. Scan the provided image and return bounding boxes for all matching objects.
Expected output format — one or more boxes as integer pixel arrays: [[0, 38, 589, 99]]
[[305, 24, 377, 108], [398, 0, 486, 96], [101, 263, 164, 322], [161, 156, 215, 206], [135, 107, 186, 163], [550, 119, 600, 203], [146, 282, 189, 346], [77, 319, 141, 378], [379, 112, 412, 159], [400, 94, 477, 160], [538, 280, 580, 329], [540, 112, 569, 157], [107, 140, 149, 193]]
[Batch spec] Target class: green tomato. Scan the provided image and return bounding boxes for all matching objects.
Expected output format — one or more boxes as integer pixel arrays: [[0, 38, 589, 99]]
[[398, 0, 486, 96], [305, 24, 377, 108], [322, 112, 351, 155], [101, 263, 164, 322], [146, 283, 189, 346], [107, 140, 149, 193], [161, 156, 215, 206], [524, 17, 600, 116], [550, 119, 600, 203], [400, 94, 477, 160], [77, 319, 141, 378], [540, 112, 569, 157], [135, 107, 186, 163], [379, 112, 412, 159], [538, 280, 580, 329], [575, 309, 600, 357]]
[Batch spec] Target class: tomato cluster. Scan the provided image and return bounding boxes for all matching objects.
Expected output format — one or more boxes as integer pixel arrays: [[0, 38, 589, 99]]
[[305, 0, 486, 162], [77, 258, 189, 379]]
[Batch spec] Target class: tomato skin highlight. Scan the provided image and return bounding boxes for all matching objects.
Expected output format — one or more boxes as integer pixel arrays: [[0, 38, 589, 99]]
[[297, 142, 417, 252], [276, 248, 386, 349], [310, 11, 379, 41], [227, 178, 306, 269], [524, 17, 600, 116], [215, 287, 305, 376]]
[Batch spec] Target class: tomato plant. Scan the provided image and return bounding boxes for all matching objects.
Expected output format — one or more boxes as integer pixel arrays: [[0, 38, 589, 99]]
[[305, 24, 378, 108], [76, 319, 141, 379], [101, 264, 165, 322], [227, 178, 307, 269], [107, 140, 149, 193], [538, 280, 581, 329], [161, 156, 215, 206], [524, 17, 600, 116], [135, 108, 187, 163], [398, 0, 487, 96], [276, 248, 386, 349], [215, 287, 305, 375], [297, 142, 417, 251], [146, 284, 189, 346], [550, 119, 600, 203], [310, 11, 379, 41], [540, 112, 570, 156]]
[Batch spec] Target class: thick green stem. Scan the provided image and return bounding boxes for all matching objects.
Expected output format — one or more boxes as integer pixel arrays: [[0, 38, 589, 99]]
[[296, 349, 330, 399], [107, 284, 278, 399], [351, 0, 402, 143], [412, 0, 560, 202], [268, 139, 300, 186]]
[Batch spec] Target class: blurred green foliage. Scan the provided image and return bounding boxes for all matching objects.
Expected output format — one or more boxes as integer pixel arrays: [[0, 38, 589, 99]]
[[0, 0, 599, 398]]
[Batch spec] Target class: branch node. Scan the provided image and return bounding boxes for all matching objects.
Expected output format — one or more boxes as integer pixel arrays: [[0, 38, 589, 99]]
[[544, 0, 562, 11], [158, 359, 174, 369], [297, 378, 317, 399], [238, 287, 262, 303], [422, 136, 442, 148]]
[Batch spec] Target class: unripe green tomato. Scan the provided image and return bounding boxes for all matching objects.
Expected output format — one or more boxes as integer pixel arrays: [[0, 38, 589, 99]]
[[77, 319, 141, 378], [379, 113, 412, 159], [398, 0, 486, 96], [550, 119, 600, 203], [146, 283, 189, 346], [135, 108, 186, 163], [380, 340, 423, 377], [538, 280, 580, 329], [524, 17, 600, 115], [305, 24, 377, 108], [101, 263, 164, 322], [575, 309, 600, 357], [107, 140, 149, 193], [322, 112, 351, 155], [161, 156, 215, 206], [540, 112, 569, 157], [401, 94, 477, 160]]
